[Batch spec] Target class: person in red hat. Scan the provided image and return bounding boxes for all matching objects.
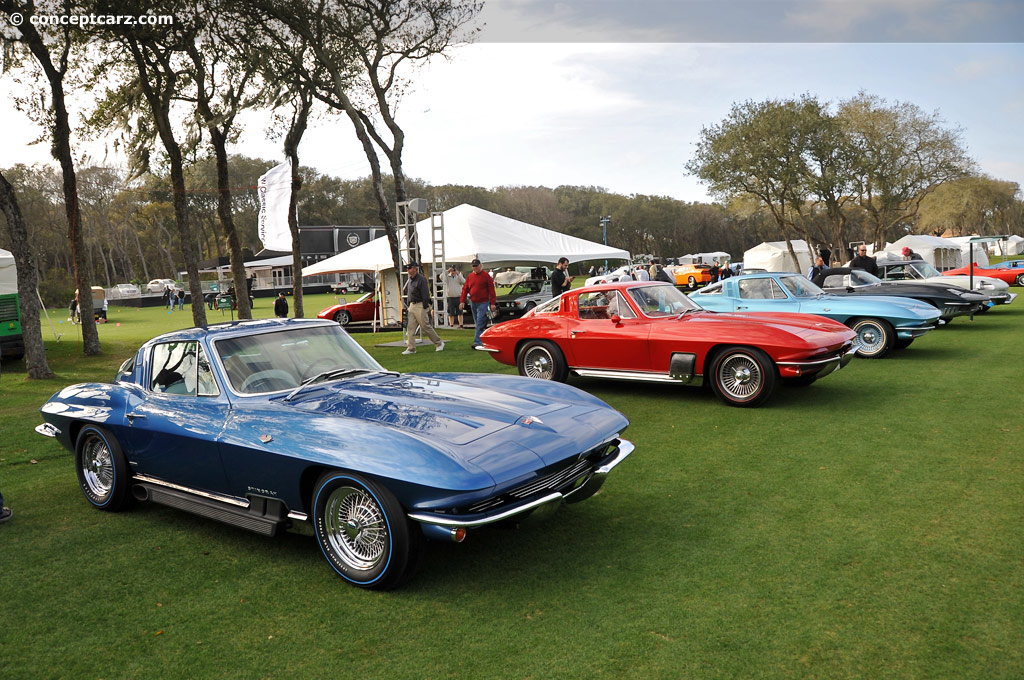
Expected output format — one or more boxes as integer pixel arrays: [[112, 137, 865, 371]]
[[902, 246, 921, 261]]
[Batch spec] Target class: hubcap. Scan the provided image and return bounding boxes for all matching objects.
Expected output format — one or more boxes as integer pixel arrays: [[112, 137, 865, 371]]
[[324, 486, 387, 571], [81, 437, 113, 498], [855, 323, 884, 354], [719, 353, 762, 399], [524, 348, 553, 380]]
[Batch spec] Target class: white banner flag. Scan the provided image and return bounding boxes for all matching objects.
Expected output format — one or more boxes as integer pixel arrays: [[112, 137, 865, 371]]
[[257, 161, 293, 251]]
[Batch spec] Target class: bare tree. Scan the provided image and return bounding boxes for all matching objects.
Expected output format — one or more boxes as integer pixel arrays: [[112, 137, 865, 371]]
[[253, 0, 481, 293], [1, 0, 101, 354]]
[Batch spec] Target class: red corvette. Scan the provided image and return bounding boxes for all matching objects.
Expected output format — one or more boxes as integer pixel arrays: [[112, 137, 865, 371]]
[[317, 292, 379, 326], [942, 262, 1024, 287], [478, 282, 857, 407]]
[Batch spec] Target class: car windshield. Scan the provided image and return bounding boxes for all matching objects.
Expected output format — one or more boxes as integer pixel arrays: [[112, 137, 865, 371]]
[[215, 325, 385, 395], [627, 284, 701, 316], [908, 261, 942, 278], [354, 292, 373, 303], [848, 270, 882, 286], [778, 275, 825, 298], [510, 280, 544, 295]]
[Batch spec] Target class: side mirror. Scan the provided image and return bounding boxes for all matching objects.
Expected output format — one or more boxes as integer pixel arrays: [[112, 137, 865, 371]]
[[610, 314, 621, 324]]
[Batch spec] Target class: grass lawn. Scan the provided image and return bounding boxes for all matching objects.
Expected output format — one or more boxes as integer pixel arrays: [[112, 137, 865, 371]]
[[1, 292, 1022, 679]]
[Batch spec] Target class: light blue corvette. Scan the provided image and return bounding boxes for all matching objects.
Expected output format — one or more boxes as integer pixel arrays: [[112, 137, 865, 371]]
[[690, 272, 940, 358]]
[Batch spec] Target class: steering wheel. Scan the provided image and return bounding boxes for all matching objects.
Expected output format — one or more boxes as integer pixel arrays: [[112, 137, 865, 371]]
[[301, 357, 339, 381], [239, 369, 298, 393]]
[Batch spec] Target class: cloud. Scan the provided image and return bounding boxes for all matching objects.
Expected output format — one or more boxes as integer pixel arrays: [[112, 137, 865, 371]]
[[477, 0, 1024, 42]]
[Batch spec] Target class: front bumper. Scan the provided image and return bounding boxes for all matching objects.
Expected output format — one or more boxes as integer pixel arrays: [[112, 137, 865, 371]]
[[407, 438, 634, 534], [895, 324, 936, 339], [776, 346, 856, 380]]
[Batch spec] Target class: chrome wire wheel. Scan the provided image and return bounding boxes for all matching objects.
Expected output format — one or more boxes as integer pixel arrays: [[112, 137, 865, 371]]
[[522, 345, 555, 380], [80, 434, 114, 500], [74, 425, 131, 511], [851, 318, 893, 358], [716, 352, 763, 400], [323, 485, 388, 572]]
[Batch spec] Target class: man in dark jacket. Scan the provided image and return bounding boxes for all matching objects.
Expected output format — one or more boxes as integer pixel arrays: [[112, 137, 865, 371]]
[[402, 263, 444, 355], [849, 245, 879, 276], [274, 292, 289, 318], [550, 257, 573, 298]]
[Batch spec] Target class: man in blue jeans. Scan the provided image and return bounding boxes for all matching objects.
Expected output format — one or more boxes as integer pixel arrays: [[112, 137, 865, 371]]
[[458, 259, 497, 348]]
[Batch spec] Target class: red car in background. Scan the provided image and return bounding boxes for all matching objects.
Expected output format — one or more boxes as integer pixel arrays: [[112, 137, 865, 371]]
[[317, 292, 379, 326], [942, 263, 1024, 287], [478, 282, 857, 407]]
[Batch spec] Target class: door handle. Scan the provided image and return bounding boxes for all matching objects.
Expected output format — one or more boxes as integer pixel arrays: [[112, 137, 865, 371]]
[[127, 413, 147, 426], [570, 330, 586, 337]]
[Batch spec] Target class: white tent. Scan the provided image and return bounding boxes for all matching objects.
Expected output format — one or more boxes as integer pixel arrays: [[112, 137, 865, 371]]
[[301, 204, 631, 276], [876, 235, 962, 270], [0, 248, 16, 295], [945, 236, 990, 268], [742, 240, 812, 273], [988, 235, 1024, 256]]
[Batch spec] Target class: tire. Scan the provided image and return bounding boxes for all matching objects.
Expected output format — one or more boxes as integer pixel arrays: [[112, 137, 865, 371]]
[[687, 276, 697, 290], [334, 310, 351, 326], [312, 471, 423, 590], [516, 340, 569, 382], [1016, 273, 1024, 287], [75, 425, 131, 511], [894, 337, 914, 350], [850, 318, 894, 359], [523, 301, 536, 313], [708, 347, 777, 407]]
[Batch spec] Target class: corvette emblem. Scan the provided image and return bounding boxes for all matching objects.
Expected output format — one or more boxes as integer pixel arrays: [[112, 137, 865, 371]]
[[260, 434, 273, 443], [521, 416, 543, 426]]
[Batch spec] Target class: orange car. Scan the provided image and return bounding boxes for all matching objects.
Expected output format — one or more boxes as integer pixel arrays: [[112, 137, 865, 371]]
[[670, 264, 713, 289]]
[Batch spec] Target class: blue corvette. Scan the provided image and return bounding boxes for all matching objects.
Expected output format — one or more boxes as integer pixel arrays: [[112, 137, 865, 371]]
[[36, 319, 633, 589], [690, 272, 940, 358]]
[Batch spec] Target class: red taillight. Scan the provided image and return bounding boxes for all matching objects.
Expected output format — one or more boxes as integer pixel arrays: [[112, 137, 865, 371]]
[[453, 527, 467, 543]]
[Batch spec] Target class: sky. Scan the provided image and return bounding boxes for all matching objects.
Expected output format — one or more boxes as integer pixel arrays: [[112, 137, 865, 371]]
[[1, 0, 1023, 204]]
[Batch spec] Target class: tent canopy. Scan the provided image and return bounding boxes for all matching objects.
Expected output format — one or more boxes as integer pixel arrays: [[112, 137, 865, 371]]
[[742, 240, 812, 273], [877, 235, 962, 270], [0, 248, 17, 295], [302, 204, 631, 277]]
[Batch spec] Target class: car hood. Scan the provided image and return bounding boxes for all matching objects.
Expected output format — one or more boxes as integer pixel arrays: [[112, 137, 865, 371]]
[[936, 274, 1009, 291], [280, 373, 623, 466], [691, 311, 853, 343]]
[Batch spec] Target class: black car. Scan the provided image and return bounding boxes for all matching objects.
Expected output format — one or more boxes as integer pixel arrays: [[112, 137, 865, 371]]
[[811, 267, 990, 323], [495, 279, 552, 320]]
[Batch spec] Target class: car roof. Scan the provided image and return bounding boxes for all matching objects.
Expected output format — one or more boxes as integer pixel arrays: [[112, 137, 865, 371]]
[[576, 280, 674, 293], [145, 318, 335, 345]]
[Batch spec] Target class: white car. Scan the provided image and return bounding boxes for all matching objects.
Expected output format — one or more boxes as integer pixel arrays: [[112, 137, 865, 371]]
[[146, 279, 182, 294], [584, 265, 644, 287], [875, 259, 1015, 306], [107, 283, 141, 298]]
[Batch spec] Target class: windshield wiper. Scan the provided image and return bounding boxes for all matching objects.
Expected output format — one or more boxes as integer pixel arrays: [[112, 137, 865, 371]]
[[283, 368, 375, 401]]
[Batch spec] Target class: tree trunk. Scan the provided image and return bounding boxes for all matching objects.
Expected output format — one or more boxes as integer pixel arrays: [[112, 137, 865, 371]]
[[284, 89, 312, 319], [210, 129, 252, 319], [19, 21, 101, 355], [0, 170, 56, 379], [127, 38, 207, 328]]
